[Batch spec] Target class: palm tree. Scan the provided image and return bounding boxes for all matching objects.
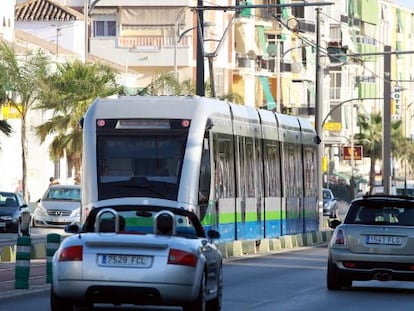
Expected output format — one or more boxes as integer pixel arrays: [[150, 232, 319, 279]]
[[354, 112, 407, 193], [0, 63, 12, 140], [140, 72, 195, 96], [0, 42, 49, 202], [35, 60, 122, 184]]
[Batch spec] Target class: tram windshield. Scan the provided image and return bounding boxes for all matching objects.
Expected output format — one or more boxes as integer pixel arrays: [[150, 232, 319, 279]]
[[97, 134, 187, 201]]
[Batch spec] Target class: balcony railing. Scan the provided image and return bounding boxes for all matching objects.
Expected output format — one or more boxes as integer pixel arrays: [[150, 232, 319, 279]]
[[117, 35, 191, 51]]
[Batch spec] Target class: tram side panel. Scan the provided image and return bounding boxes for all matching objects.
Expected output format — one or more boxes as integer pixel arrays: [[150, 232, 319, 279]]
[[259, 110, 283, 238], [298, 118, 319, 232], [230, 104, 264, 241], [276, 113, 304, 235]]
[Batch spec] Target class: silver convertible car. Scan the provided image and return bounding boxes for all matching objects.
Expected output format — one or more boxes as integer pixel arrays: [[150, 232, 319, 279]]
[[51, 205, 222, 311], [327, 194, 414, 290]]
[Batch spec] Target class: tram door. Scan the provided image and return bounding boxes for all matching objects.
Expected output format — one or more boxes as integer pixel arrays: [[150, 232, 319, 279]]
[[284, 143, 303, 235], [235, 136, 264, 240], [209, 133, 236, 242]]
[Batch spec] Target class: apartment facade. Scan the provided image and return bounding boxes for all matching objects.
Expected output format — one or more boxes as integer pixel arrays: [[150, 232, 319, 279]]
[[1, 0, 414, 198]]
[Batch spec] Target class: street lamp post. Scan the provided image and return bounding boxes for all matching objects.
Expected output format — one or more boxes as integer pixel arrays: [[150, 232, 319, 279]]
[[84, 0, 101, 63]]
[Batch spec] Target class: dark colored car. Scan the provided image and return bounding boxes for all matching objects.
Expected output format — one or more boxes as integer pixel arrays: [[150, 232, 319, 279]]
[[327, 195, 414, 290], [0, 191, 31, 236], [323, 188, 338, 218]]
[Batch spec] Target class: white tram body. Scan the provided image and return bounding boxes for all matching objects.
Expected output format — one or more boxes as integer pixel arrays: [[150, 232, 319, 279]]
[[80, 96, 319, 241]]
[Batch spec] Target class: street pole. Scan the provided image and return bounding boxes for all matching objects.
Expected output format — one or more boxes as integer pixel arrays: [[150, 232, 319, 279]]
[[84, 0, 88, 63], [315, 8, 324, 226], [196, 0, 205, 96], [383, 45, 392, 194]]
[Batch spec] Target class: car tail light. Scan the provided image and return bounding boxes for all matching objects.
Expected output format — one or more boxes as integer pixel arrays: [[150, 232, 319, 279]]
[[168, 249, 197, 267], [58, 245, 83, 262], [334, 229, 345, 245], [343, 262, 356, 268]]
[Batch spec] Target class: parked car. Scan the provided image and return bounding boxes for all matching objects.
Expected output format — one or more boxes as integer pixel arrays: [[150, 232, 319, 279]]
[[32, 184, 81, 228], [327, 194, 414, 290], [51, 205, 222, 311], [322, 188, 338, 218], [0, 191, 31, 236]]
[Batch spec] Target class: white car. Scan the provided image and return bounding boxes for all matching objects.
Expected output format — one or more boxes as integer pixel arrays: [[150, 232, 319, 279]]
[[51, 205, 223, 311], [32, 185, 81, 227]]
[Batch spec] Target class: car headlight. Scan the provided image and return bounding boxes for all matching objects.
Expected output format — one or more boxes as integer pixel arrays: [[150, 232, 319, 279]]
[[71, 208, 80, 217], [0, 216, 13, 221], [35, 206, 48, 216]]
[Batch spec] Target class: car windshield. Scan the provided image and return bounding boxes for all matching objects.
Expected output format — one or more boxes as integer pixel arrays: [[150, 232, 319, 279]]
[[344, 199, 414, 226], [45, 188, 80, 201], [83, 206, 205, 238], [0, 193, 18, 207], [323, 190, 332, 199]]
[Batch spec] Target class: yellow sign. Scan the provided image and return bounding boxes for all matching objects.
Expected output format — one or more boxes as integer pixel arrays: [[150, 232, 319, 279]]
[[324, 122, 342, 131], [1, 103, 22, 119]]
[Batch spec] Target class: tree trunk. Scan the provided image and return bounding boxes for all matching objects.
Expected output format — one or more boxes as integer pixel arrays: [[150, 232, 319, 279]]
[[369, 156, 376, 194], [21, 114, 29, 203]]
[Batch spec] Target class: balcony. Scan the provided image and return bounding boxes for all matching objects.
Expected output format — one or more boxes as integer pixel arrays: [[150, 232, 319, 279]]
[[90, 34, 193, 68]]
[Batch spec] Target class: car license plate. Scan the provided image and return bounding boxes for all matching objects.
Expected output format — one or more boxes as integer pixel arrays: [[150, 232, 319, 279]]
[[366, 235, 402, 245], [98, 254, 152, 267]]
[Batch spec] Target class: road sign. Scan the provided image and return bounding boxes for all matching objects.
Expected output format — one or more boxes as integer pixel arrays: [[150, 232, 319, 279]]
[[343, 145, 363, 160], [323, 122, 342, 131]]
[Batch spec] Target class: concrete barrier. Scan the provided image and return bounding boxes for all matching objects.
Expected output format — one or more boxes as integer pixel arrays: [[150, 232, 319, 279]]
[[241, 240, 256, 255], [46, 233, 61, 283], [270, 238, 282, 251], [257, 238, 270, 253], [15, 236, 31, 289], [1, 245, 16, 262]]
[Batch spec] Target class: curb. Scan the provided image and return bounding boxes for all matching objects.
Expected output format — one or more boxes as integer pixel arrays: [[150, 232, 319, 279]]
[[217, 229, 332, 259]]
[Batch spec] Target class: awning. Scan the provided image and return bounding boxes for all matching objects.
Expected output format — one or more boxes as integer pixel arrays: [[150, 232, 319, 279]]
[[341, 26, 355, 52], [257, 25, 267, 57], [259, 76, 276, 110], [120, 7, 184, 28], [234, 22, 261, 56]]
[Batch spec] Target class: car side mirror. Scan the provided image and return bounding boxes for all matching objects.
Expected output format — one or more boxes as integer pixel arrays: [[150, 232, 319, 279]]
[[65, 224, 81, 234], [328, 219, 342, 229], [207, 229, 220, 239]]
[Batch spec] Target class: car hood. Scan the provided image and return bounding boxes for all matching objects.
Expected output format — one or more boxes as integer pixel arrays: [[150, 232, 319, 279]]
[[0, 207, 19, 216], [40, 200, 80, 210]]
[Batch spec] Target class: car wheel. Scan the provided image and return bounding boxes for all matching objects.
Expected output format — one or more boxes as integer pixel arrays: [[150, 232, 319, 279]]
[[327, 259, 351, 290], [183, 272, 207, 311], [50, 287, 74, 311], [206, 267, 222, 311]]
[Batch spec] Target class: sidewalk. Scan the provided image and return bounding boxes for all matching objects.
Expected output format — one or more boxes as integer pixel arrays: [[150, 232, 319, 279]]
[[0, 259, 50, 298]]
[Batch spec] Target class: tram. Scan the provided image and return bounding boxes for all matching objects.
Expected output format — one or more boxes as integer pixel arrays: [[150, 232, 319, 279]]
[[80, 96, 319, 241]]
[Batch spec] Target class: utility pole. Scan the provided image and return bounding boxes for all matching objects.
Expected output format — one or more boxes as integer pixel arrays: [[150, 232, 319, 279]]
[[315, 8, 324, 225], [383, 45, 392, 194], [196, 0, 205, 96]]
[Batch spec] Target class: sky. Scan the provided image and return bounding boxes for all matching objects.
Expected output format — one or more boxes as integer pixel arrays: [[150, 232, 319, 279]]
[[392, 0, 414, 10]]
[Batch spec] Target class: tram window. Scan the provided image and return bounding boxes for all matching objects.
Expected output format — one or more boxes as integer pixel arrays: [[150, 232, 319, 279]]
[[255, 138, 263, 197], [264, 142, 281, 197], [304, 148, 316, 196], [199, 149, 211, 203], [284, 144, 298, 197], [246, 139, 255, 198], [213, 134, 235, 198]]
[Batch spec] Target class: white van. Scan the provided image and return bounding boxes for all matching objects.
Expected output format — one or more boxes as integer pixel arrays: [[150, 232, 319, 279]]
[[372, 186, 397, 195]]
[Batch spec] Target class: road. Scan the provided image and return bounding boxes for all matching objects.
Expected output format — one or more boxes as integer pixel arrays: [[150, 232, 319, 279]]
[[2, 244, 414, 310]]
